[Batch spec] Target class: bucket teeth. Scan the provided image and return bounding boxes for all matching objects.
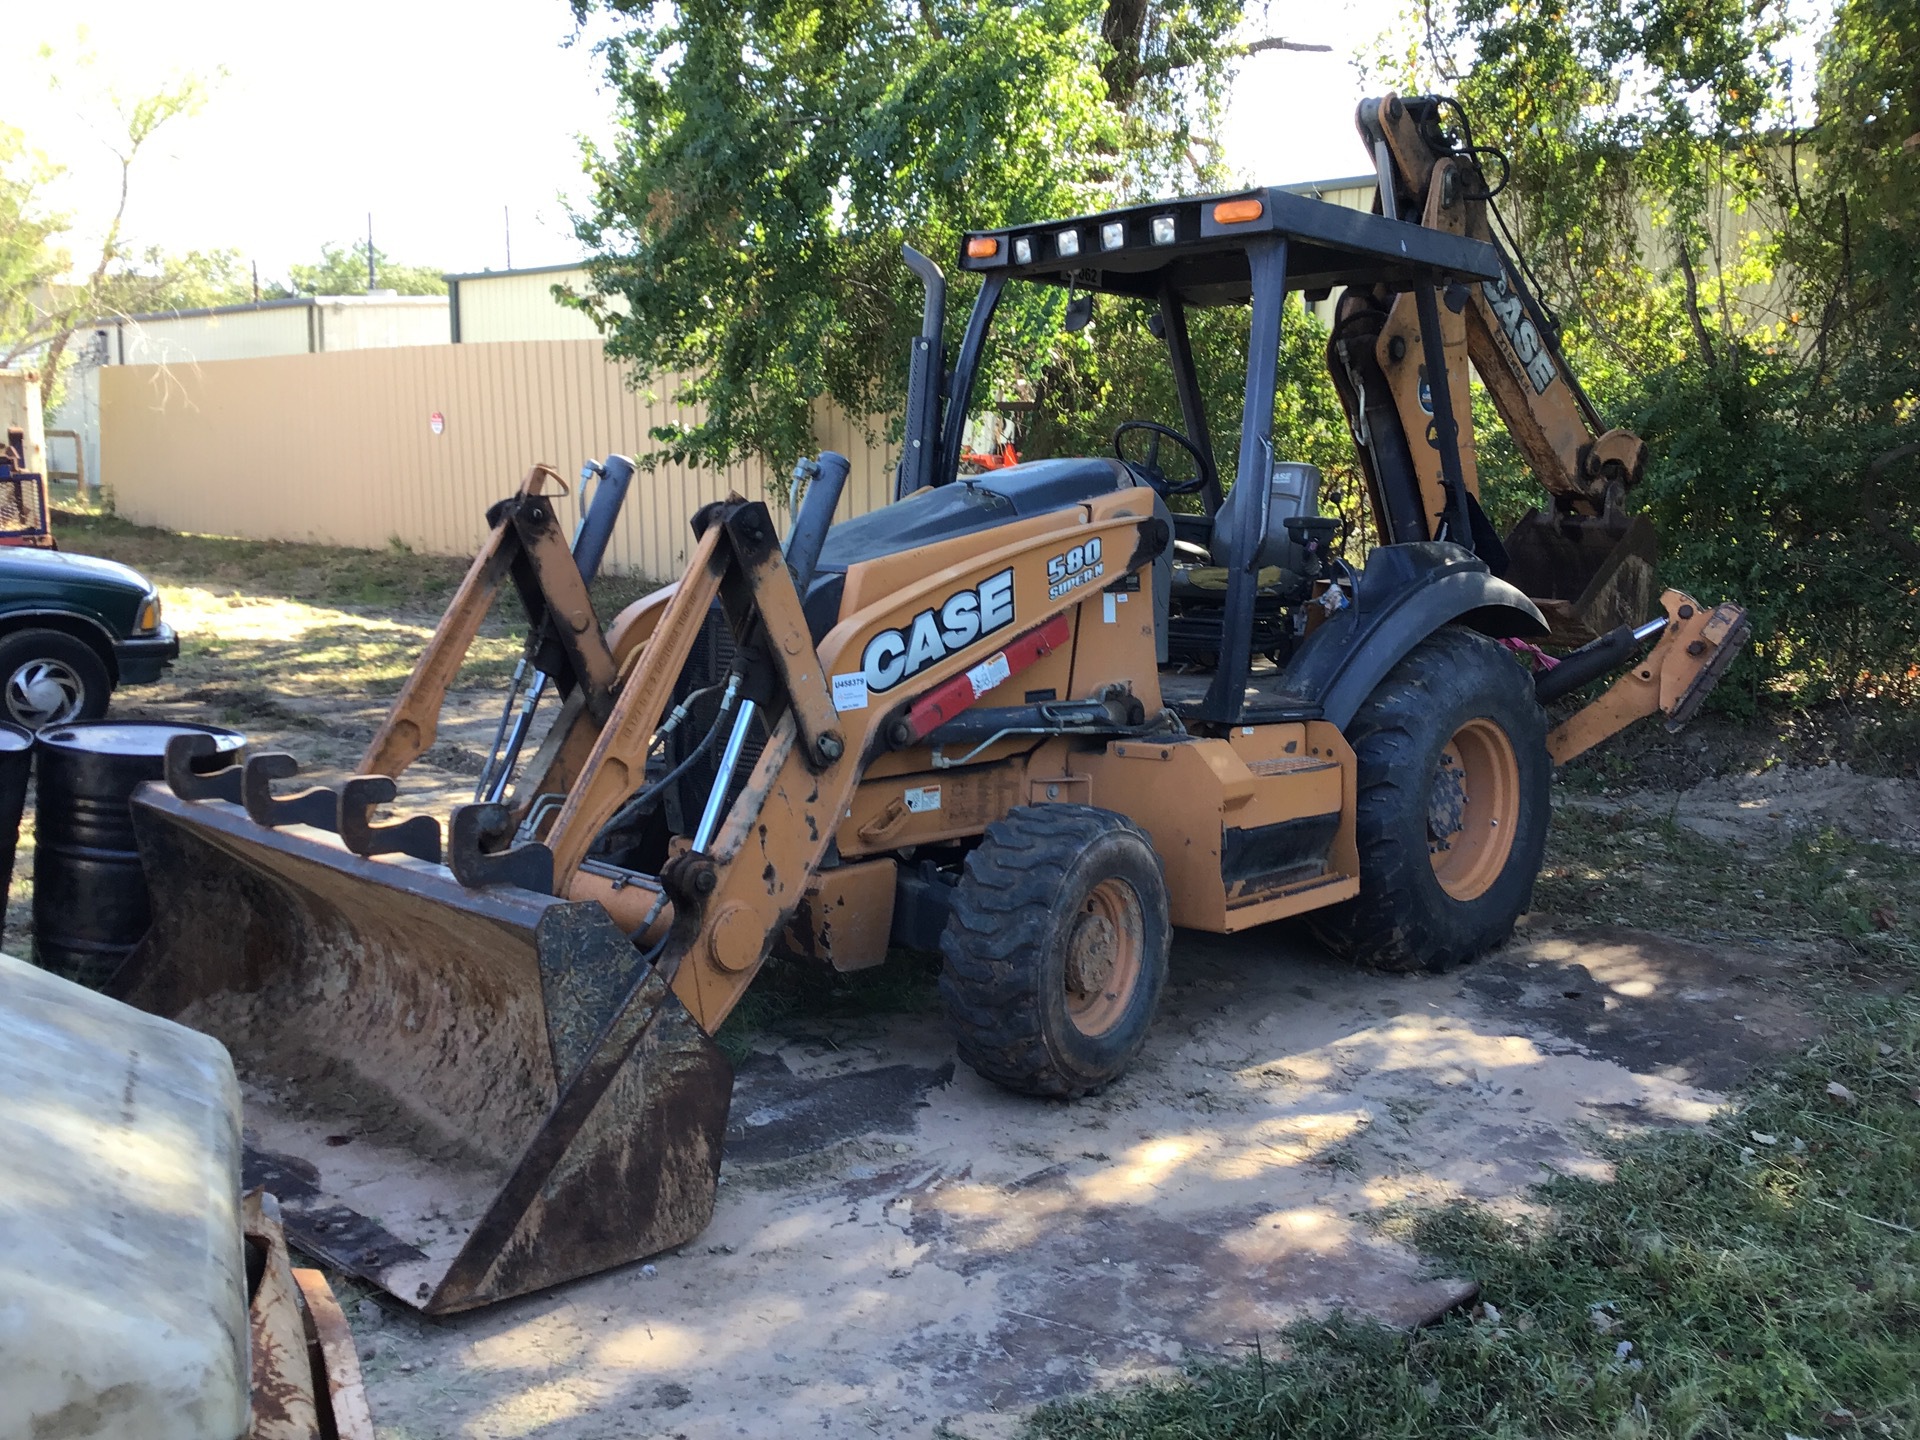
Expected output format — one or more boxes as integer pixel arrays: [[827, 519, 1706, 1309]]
[[165, 733, 247, 804], [339, 775, 442, 863], [242, 753, 340, 831]]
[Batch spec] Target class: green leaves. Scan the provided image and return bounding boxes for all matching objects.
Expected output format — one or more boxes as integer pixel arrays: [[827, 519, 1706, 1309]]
[[570, 0, 1247, 478], [285, 242, 447, 297]]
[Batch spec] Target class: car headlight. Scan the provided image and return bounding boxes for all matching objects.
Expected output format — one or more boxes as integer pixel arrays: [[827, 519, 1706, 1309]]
[[137, 594, 161, 634]]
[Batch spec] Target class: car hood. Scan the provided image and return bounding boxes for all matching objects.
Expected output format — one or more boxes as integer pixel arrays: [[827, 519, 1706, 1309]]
[[0, 546, 154, 594]]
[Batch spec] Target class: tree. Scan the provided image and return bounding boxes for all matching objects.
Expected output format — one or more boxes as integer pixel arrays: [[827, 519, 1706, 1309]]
[[1397, 0, 1798, 384], [283, 241, 447, 297], [1389, 0, 1919, 702], [0, 123, 73, 369], [97, 247, 255, 314], [568, 0, 1320, 476], [36, 74, 215, 396]]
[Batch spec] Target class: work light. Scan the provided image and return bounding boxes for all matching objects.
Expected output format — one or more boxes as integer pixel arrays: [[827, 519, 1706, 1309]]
[[1055, 229, 1080, 258], [1100, 221, 1125, 251], [1151, 215, 1177, 245], [1013, 236, 1033, 264]]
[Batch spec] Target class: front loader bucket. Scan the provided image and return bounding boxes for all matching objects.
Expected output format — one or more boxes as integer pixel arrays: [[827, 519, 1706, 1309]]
[[1502, 506, 1659, 648], [110, 783, 732, 1315]]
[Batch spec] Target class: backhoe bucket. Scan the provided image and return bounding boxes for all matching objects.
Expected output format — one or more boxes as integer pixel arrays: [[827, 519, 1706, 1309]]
[[1502, 506, 1659, 648], [110, 783, 732, 1315]]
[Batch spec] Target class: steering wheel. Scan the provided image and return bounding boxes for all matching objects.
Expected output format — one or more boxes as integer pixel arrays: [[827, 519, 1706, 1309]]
[[1112, 421, 1209, 497]]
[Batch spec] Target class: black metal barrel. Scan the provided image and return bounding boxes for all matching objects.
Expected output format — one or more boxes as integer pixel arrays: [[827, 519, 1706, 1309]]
[[0, 721, 34, 949], [33, 721, 245, 987]]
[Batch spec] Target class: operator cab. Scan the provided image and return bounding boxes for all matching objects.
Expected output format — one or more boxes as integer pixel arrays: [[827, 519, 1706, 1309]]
[[890, 185, 1505, 725]]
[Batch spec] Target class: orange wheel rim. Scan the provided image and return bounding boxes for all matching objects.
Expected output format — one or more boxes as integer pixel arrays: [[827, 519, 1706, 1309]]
[[1064, 878, 1145, 1037], [1427, 717, 1520, 902]]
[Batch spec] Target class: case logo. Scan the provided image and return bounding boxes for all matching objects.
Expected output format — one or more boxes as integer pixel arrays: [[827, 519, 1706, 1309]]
[[1483, 276, 1558, 394], [861, 567, 1015, 693]]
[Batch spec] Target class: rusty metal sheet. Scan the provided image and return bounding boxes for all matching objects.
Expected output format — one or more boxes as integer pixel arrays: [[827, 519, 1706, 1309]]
[[242, 1191, 321, 1440], [291, 1268, 376, 1440]]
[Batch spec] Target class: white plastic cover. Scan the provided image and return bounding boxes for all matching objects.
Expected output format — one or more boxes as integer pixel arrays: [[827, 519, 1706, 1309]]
[[0, 951, 249, 1440]]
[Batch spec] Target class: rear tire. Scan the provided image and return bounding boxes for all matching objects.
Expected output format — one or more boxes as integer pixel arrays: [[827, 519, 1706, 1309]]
[[1309, 626, 1549, 972], [939, 804, 1170, 1098]]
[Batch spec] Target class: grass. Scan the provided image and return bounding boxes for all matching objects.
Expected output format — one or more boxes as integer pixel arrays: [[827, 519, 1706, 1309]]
[[50, 504, 661, 698], [1028, 1011, 1920, 1439], [1022, 819, 1920, 1440], [1537, 805, 1918, 980]]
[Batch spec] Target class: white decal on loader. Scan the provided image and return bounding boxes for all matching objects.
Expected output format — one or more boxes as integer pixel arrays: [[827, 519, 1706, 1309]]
[[1482, 276, 1558, 395], [861, 567, 1016, 693], [1046, 536, 1105, 599]]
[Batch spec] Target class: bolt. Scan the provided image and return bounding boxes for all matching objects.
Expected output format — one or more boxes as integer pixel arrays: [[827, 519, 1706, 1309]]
[[1388, 335, 1407, 362], [692, 867, 718, 896], [816, 732, 844, 762], [1687, 640, 1706, 656], [1678, 603, 1694, 619]]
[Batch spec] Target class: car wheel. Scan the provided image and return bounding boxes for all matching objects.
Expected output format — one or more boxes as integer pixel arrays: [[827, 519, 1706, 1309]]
[[0, 629, 113, 729]]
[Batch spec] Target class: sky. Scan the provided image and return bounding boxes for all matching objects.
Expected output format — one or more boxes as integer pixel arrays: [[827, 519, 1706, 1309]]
[[7, 0, 1412, 285]]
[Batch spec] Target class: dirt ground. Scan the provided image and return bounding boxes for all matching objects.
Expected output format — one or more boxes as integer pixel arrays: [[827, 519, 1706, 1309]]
[[12, 528, 1918, 1438]]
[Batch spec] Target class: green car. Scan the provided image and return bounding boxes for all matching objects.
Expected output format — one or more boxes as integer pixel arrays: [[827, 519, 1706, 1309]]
[[0, 547, 178, 728]]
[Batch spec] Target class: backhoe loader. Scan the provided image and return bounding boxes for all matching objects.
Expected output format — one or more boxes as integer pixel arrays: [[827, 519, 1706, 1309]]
[[110, 94, 1748, 1313]]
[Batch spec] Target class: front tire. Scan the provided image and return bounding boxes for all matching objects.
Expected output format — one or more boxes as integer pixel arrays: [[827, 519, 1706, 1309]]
[[0, 628, 112, 729], [1309, 626, 1549, 972], [939, 804, 1171, 1098]]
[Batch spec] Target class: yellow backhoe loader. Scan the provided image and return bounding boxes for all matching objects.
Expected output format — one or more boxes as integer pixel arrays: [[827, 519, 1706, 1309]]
[[111, 95, 1748, 1313]]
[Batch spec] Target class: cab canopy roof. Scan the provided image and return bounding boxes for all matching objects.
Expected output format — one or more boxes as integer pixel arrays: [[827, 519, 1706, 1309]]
[[958, 186, 1501, 307]]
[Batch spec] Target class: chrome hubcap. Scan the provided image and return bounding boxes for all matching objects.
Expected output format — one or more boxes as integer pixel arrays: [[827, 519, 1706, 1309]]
[[8, 658, 84, 728]]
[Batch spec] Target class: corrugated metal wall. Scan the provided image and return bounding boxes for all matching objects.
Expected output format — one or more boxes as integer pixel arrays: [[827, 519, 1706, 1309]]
[[313, 299, 453, 352], [119, 305, 316, 365], [453, 267, 604, 343], [100, 340, 896, 580]]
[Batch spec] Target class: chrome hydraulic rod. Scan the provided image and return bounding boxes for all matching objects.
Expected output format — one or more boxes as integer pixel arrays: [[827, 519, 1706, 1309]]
[[692, 700, 757, 853]]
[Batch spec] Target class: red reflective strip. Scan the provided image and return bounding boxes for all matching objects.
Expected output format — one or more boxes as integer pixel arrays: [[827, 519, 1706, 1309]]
[[904, 611, 1073, 741]]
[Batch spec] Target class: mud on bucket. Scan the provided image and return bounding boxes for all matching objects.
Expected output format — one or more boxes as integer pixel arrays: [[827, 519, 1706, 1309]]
[[1502, 502, 1659, 649], [108, 763, 732, 1314]]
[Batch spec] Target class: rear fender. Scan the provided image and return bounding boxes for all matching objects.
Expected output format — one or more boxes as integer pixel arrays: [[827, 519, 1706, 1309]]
[[1284, 541, 1545, 730]]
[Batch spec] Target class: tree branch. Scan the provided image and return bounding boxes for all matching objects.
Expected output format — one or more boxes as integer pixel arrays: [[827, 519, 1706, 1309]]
[[1240, 36, 1332, 55], [1675, 243, 1717, 368]]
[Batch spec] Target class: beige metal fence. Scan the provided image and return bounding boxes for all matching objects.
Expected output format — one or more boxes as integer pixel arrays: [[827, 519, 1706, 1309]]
[[100, 340, 896, 580]]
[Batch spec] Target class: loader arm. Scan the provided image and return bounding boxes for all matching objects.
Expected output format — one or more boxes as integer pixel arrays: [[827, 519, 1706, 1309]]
[[527, 492, 1168, 1033], [361, 464, 617, 779]]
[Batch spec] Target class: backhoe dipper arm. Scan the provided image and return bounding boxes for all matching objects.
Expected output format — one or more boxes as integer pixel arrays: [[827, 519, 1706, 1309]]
[[1364, 93, 1646, 511]]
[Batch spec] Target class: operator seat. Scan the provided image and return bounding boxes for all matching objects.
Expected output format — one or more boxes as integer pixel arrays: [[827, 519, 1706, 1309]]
[[1173, 461, 1323, 595]]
